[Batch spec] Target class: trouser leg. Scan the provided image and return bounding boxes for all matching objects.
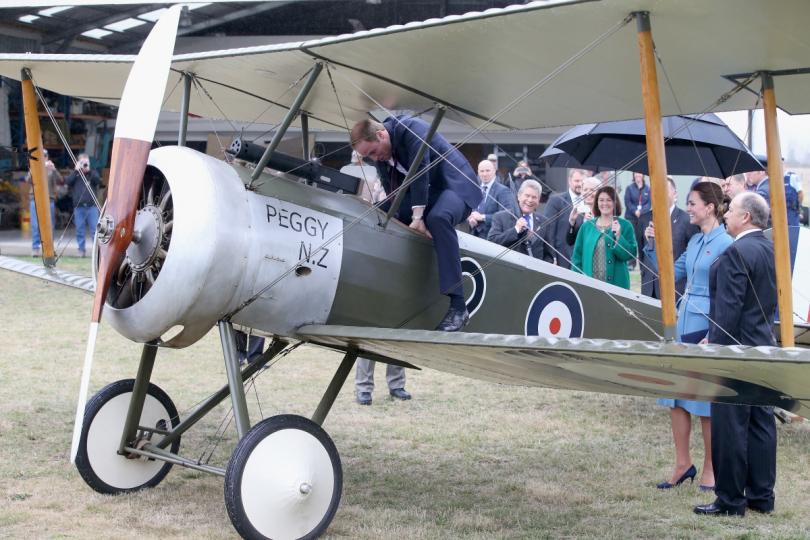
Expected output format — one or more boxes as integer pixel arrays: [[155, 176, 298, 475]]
[[75, 206, 87, 252], [246, 336, 265, 362], [385, 363, 406, 391], [355, 357, 375, 394], [424, 189, 468, 299], [746, 406, 776, 511], [87, 205, 99, 250], [30, 199, 41, 249], [711, 402, 749, 511]]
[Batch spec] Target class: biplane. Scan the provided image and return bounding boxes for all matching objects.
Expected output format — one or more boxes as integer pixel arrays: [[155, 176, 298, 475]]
[[2, 1, 810, 538]]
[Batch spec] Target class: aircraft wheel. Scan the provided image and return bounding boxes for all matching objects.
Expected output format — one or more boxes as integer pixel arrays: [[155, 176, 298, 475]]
[[75, 379, 180, 494], [224, 415, 342, 540]]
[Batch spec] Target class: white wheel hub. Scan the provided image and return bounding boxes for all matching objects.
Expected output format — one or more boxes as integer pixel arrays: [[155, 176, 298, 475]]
[[86, 393, 171, 489], [240, 428, 335, 540]]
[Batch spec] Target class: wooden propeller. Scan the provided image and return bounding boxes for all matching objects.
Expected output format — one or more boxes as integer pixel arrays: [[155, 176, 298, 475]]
[[92, 5, 182, 323], [71, 5, 181, 463]]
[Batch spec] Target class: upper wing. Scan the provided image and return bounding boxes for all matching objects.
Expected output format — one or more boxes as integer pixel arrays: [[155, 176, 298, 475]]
[[0, 255, 95, 295], [299, 324, 810, 418], [0, 0, 807, 130]]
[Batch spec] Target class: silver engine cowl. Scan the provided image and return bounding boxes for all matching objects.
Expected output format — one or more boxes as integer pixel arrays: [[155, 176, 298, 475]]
[[104, 146, 344, 348], [105, 146, 253, 347]]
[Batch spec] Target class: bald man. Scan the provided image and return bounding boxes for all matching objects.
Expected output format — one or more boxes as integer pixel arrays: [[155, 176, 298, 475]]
[[468, 160, 519, 239]]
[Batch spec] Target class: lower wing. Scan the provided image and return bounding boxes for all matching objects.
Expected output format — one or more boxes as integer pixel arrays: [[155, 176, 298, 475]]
[[299, 325, 810, 417], [0, 255, 95, 294]]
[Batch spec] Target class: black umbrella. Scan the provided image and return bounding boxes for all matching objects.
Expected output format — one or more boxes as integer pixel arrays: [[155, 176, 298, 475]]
[[539, 113, 764, 177]]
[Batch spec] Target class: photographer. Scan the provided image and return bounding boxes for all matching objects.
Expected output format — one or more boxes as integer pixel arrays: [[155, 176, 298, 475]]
[[65, 153, 100, 257]]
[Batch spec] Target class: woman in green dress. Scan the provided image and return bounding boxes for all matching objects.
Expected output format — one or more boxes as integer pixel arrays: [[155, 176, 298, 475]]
[[571, 186, 637, 289]]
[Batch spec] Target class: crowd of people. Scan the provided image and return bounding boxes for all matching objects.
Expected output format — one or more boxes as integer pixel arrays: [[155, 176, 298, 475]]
[[340, 114, 795, 516]]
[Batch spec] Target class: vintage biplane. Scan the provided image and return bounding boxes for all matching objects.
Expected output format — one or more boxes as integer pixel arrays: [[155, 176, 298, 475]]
[[2, 1, 810, 538]]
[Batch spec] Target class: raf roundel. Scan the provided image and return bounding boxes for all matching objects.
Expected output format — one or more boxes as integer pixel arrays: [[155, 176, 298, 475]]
[[461, 257, 486, 317], [525, 282, 584, 338]]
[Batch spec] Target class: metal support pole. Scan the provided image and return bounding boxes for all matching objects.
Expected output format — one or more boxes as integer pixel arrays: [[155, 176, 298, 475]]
[[301, 112, 310, 161], [635, 12, 677, 342], [382, 106, 446, 227], [312, 349, 357, 426], [251, 62, 323, 182], [126, 444, 226, 477], [178, 72, 192, 147], [219, 321, 251, 439], [156, 338, 289, 449], [118, 343, 159, 453], [761, 72, 794, 347]]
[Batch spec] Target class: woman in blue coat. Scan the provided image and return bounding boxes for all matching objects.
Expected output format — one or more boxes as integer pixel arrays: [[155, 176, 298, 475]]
[[645, 181, 731, 492]]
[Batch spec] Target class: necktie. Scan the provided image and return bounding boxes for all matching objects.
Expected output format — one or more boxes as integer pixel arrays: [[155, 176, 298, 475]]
[[478, 184, 489, 212], [522, 214, 533, 256]]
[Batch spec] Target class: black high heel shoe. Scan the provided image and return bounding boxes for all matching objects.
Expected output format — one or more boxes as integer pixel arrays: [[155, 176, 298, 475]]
[[657, 464, 697, 489]]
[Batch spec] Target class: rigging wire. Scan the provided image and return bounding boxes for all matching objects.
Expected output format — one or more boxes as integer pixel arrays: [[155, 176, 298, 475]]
[[325, 64, 379, 209]]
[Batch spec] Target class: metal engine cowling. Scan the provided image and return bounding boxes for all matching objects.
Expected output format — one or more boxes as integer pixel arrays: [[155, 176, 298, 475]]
[[105, 146, 253, 347]]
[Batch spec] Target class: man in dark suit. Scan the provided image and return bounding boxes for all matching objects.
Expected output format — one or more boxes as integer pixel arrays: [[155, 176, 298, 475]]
[[488, 179, 549, 260], [543, 168, 585, 269], [351, 116, 482, 331], [641, 177, 699, 298], [468, 159, 518, 239], [694, 191, 778, 517]]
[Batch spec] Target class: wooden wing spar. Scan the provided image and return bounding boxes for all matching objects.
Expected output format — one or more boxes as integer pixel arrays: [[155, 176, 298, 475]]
[[0, 0, 808, 132]]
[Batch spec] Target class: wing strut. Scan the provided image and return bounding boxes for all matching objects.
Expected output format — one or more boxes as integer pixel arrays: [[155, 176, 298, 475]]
[[382, 105, 446, 228], [761, 72, 794, 347], [21, 68, 55, 267], [635, 12, 677, 341], [250, 62, 324, 184], [178, 72, 192, 146]]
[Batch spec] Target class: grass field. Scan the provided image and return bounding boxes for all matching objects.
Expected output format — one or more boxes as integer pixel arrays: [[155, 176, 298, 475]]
[[2, 256, 810, 539]]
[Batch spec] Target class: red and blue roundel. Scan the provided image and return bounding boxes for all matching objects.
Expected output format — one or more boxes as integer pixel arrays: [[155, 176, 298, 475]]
[[525, 282, 584, 338], [461, 257, 486, 317]]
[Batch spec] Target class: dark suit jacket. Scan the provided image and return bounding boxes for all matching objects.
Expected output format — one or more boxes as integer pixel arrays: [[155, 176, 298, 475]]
[[374, 115, 482, 222], [542, 192, 575, 268], [708, 230, 777, 346], [641, 206, 700, 298], [487, 210, 548, 260], [472, 181, 518, 238]]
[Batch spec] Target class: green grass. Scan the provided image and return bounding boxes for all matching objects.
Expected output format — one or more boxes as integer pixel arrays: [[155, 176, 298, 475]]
[[2, 257, 810, 539]]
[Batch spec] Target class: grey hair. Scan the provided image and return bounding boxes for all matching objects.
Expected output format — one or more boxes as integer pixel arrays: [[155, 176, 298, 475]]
[[738, 192, 770, 229], [518, 179, 542, 196]]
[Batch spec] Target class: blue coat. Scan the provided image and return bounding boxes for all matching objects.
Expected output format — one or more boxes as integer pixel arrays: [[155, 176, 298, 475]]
[[472, 181, 518, 238], [648, 224, 733, 339], [640, 206, 700, 298], [375, 116, 481, 222], [653, 224, 732, 416]]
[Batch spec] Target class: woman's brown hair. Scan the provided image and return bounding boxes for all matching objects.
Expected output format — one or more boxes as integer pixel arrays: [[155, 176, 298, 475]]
[[690, 181, 726, 221], [592, 185, 622, 217]]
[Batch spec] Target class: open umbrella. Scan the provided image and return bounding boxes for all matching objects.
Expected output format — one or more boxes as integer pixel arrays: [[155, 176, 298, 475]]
[[539, 113, 763, 177]]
